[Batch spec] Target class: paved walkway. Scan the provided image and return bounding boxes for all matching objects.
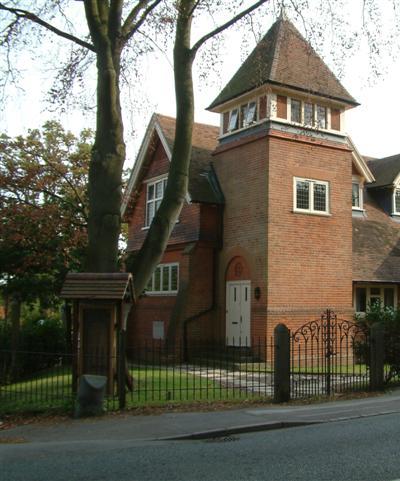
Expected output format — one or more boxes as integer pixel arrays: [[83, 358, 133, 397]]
[[185, 365, 368, 397], [1, 388, 400, 443]]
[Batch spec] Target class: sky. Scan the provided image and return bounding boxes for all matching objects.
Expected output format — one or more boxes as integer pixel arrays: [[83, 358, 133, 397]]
[[1, 1, 399, 167]]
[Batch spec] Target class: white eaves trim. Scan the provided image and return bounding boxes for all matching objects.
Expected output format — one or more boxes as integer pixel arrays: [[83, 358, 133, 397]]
[[121, 114, 191, 218], [393, 172, 400, 188], [347, 136, 375, 184]]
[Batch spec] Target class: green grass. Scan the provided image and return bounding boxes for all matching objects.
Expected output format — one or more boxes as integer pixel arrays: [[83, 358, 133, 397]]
[[0, 364, 268, 415]]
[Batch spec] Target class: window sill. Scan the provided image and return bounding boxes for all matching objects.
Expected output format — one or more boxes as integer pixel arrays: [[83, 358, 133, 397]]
[[142, 219, 180, 231], [293, 209, 331, 217], [219, 119, 265, 138], [352, 207, 365, 212], [144, 292, 178, 297], [272, 117, 342, 135]]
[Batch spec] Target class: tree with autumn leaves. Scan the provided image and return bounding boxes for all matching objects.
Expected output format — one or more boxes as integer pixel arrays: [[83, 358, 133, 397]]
[[0, 121, 90, 326]]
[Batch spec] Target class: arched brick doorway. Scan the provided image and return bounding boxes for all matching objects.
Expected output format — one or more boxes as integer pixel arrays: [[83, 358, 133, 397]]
[[225, 256, 251, 346]]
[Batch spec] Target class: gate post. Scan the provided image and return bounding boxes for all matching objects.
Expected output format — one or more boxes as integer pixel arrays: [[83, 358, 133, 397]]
[[274, 323, 290, 403], [370, 323, 384, 391], [117, 328, 127, 409]]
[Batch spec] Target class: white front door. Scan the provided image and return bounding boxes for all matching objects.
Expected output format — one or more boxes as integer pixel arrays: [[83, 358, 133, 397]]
[[226, 281, 251, 346]]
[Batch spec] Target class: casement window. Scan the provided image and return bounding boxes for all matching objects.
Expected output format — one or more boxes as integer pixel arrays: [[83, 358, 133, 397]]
[[228, 108, 239, 131], [393, 188, 400, 215], [223, 97, 262, 134], [287, 97, 334, 131], [304, 102, 314, 126], [352, 177, 363, 210], [146, 263, 179, 295], [240, 101, 257, 128], [354, 285, 397, 313], [316, 105, 327, 129], [290, 99, 301, 123], [145, 177, 167, 227], [294, 177, 329, 214]]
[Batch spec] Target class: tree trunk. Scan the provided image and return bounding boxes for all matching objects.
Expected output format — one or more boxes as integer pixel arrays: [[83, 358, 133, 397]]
[[86, 45, 125, 273], [131, 1, 195, 297]]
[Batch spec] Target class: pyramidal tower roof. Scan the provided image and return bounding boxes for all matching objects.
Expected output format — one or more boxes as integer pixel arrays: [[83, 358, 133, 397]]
[[208, 17, 358, 110]]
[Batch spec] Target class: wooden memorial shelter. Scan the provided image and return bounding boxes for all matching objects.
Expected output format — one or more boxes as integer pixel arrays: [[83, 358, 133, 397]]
[[60, 273, 135, 395]]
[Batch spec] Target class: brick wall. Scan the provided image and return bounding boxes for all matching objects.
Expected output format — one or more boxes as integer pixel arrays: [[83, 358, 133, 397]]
[[212, 126, 354, 345], [127, 141, 202, 252], [213, 135, 269, 341], [266, 131, 354, 337], [126, 243, 216, 348]]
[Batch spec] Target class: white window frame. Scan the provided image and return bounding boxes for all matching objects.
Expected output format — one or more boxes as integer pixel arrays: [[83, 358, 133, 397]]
[[146, 263, 179, 295], [352, 175, 364, 211], [293, 177, 330, 215], [145, 176, 168, 227], [287, 97, 339, 132], [289, 98, 302, 124], [354, 284, 397, 315], [221, 97, 265, 136], [228, 108, 239, 132], [392, 187, 400, 215], [240, 101, 258, 128]]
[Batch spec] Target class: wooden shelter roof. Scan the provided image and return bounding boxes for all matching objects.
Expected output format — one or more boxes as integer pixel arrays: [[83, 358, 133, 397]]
[[60, 273, 134, 301]]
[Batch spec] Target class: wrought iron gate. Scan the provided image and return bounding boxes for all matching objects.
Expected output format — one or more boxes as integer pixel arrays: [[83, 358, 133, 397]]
[[290, 310, 369, 398]]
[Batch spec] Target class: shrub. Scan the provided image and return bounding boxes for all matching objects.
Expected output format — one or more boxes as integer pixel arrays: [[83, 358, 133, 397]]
[[356, 303, 400, 383], [0, 312, 68, 380]]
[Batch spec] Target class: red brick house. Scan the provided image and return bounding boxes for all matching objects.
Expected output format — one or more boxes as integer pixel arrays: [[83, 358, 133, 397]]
[[122, 17, 400, 351]]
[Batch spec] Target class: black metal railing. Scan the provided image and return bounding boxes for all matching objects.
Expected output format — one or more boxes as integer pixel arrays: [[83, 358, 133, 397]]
[[2, 318, 399, 415], [0, 338, 275, 415], [290, 311, 370, 399]]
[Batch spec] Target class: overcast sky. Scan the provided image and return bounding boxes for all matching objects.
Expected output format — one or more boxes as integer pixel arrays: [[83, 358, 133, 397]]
[[1, 1, 399, 166]]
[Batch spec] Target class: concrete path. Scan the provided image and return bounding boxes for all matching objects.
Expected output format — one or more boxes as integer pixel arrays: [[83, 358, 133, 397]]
[[1, 389, 400, 443]]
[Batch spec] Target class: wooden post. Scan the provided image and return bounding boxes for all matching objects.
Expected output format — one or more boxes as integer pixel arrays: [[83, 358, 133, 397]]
[[118, 328, 127, 409], [274, 323, 290, 403], [370, 323, 384, 391]]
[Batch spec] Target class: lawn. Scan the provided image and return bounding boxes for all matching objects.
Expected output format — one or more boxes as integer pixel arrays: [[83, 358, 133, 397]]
[[0, 364, 267, 415]]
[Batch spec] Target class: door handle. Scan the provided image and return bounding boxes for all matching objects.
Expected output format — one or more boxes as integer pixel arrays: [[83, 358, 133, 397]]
[[232, 322, 238, 325], [240, 316, 242, 323]]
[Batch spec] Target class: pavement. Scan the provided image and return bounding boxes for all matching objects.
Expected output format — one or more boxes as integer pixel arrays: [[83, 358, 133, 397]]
[[1, 389, 400, 444]]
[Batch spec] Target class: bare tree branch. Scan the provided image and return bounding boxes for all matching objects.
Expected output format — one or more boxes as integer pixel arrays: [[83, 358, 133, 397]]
[[0, 2, 96, 52], [109, 0, 123, 45], [188, 0, 202, 18], [191, 0, 270, 54], [121, 0, 149, 38], [121, 0, 163, 44], [83, 0, 106, 47]]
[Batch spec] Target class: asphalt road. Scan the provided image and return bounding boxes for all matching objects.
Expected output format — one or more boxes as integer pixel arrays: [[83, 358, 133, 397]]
[[2, 413, 400, 481]]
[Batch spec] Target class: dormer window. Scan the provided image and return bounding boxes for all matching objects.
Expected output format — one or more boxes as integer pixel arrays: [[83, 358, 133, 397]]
[[352, 176, 363, 211], [393, 188, 400, 215]]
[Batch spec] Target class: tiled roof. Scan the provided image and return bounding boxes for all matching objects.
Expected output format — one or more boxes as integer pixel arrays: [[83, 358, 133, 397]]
[[353, 191, 400, 282], [155, 114, 224, 204], [208, 18, 357, 110], [367, 154, 400, 188], [60, 273, 134, 300]]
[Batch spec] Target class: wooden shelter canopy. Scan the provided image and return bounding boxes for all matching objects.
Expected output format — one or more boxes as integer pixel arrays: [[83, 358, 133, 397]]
[[60, 273, 134, 301]]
